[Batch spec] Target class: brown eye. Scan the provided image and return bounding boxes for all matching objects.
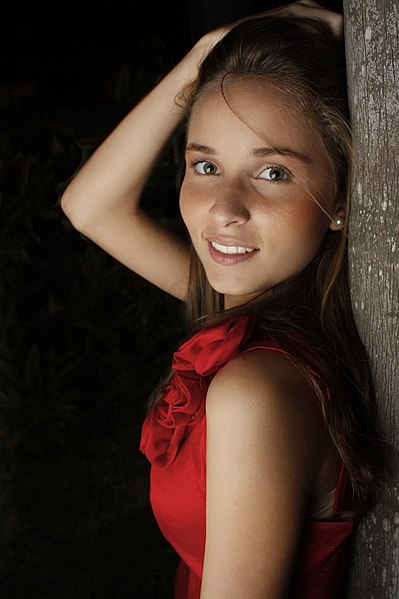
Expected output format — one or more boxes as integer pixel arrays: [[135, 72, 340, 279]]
[[194, 161, 220, 175], [258, 166, 289, 181]]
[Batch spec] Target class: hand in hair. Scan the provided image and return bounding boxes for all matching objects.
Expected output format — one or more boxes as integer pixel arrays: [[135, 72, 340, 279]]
[[267, 1, 343, 38], [202, 0, 343, 52]]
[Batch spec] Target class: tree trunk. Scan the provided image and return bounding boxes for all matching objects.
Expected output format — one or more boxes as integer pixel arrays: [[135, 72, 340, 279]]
[[343, 1, 399, 597]]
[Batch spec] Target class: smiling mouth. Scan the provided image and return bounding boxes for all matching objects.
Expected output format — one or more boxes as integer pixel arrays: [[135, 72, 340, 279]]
[[210, 241, 256, 255]]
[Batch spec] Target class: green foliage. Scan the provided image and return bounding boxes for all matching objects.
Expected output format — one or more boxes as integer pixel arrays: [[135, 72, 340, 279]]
[[0, 124, 181, 597]]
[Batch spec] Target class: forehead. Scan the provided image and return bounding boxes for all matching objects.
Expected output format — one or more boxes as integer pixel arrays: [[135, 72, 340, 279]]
[[187, 79, 323, 156]]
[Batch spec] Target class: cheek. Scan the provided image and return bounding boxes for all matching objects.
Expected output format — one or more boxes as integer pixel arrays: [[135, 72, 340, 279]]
[[179, 181, 200, 233], [289, 195, 332, 234], [179, 176, 208, 221], [178, 181, 190, 225], [273, 202, 331, 261]]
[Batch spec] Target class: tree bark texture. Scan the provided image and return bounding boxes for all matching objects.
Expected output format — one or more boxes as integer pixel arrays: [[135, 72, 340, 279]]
[[344, 1, 399, 597]]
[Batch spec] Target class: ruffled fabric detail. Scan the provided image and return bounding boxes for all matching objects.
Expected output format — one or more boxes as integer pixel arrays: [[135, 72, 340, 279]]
[[140, 315, 256, 467]]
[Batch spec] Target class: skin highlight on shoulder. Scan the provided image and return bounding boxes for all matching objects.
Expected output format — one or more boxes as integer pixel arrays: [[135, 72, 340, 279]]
[[205, 348, 338, 499], [207, 348, 322, 429]]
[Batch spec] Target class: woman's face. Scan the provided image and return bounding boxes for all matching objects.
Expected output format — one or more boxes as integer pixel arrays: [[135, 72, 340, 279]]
[[180, 81, 341, 308]]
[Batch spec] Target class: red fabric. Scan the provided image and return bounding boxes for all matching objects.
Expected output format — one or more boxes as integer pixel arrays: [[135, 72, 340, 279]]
[[140, 315, 355, 599]]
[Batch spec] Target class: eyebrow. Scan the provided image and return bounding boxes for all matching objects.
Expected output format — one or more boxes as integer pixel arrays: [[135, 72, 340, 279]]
[[185, 142, 312, 164]]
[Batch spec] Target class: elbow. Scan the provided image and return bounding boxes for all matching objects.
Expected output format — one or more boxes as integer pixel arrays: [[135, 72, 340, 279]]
[[59, 189, 71, 219], [60, 186, 87, 233]]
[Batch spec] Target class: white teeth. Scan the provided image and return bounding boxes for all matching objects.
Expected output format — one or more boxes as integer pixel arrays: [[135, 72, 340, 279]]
[[211, 241, 255, 255]]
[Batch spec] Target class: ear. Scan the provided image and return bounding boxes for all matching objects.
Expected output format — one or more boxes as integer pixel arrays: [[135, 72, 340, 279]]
[[329, 207, 346, 231]]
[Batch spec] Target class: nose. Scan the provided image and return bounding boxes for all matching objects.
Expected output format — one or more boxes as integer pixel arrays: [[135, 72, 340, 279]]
[[208, 186, 250, 227]]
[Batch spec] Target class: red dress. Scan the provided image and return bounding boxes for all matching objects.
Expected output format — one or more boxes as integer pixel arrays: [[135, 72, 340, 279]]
[[140, 315, 355, 598]]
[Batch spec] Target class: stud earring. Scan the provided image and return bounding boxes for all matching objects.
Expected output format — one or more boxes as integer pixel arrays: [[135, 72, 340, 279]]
[[335, 217, 344, 228]]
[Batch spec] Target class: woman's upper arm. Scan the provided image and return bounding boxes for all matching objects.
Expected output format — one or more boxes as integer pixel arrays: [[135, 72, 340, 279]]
[[63, 200, 191, 301], [201, 350, 324, 599]]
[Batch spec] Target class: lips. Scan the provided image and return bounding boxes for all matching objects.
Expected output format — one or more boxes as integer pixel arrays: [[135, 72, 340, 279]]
[[210, 241, 255, 255], [207, 239, 258, 265]]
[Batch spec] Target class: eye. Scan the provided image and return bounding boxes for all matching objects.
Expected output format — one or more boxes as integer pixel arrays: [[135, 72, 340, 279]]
[[192, 160, 221, 175], [258, 166, 290, 181]]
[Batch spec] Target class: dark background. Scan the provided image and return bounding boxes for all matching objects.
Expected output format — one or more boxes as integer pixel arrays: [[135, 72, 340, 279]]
[[0, 2, 342, 598], [0, 0, 342, 114]]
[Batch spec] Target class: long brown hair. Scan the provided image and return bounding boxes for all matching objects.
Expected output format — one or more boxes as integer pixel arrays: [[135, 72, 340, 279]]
[[159, 17, 385, 513]]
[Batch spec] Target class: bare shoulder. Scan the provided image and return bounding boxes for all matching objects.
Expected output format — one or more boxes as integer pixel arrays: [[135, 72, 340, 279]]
[[207, 348, 323, 430], [206, 348, 328, 487]]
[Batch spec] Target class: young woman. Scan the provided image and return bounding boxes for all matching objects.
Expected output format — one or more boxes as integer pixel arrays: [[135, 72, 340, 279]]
[[61, 2, 383, 597]]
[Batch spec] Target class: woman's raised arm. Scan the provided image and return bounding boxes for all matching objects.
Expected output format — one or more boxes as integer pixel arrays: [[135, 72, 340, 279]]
[[60, 2, 341, 302], [60, 35, 220, 300]]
